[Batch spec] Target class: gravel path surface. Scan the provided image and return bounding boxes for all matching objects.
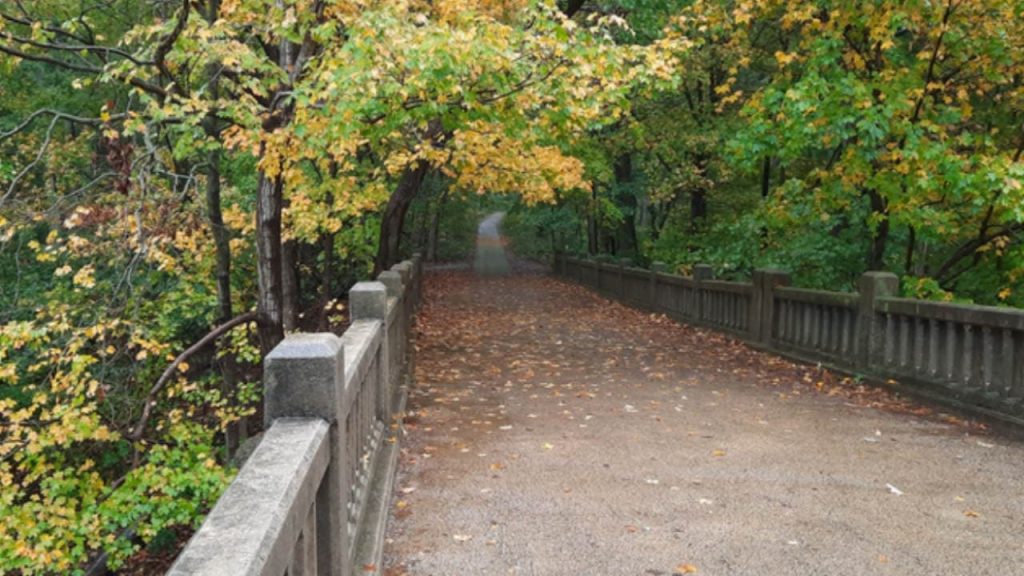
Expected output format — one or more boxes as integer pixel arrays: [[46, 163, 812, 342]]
[[383, 220, 1024, 576]]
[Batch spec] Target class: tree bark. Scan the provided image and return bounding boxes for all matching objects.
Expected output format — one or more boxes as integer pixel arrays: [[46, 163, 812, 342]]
[[562, 0, 586, 17], [374, 163, 429, 274], [587, 187, 599, 255], [760, 156, 772, 199], [205, 154, 232, 321], [427, 188, 448, 262], [690, 189, 708, 231], [318, 229, 335, 330], [614, 154, 638, 255], [281, 239, 299, 332], [867, 189, 889, 271], [201, 0, 247, 456], [904, 225, 916, 275], [256, 172, 284, 354]]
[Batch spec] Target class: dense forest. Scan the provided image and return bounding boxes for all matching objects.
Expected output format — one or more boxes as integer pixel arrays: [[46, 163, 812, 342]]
[[1, 0, 1022, 573]]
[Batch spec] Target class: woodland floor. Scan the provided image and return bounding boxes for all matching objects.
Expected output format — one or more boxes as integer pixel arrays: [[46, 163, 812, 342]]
[[381, 219, 1024, 576]]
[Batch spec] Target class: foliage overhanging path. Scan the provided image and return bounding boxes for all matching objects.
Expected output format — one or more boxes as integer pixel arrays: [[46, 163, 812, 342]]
[[384, 232, 1024, 575]]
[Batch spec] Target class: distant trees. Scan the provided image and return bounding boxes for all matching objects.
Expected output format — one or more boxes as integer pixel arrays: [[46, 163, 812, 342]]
[[533, 0, 1024, 306]]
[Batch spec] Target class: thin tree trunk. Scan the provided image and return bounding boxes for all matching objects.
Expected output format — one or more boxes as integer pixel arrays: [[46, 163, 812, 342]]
[[614, 154, 637, 255], [200, 0, 247, 456], [256, 172, 284, 354], [281, 239, 299, 332], [588, 187, 599, 255], [904, 225, 916, 275], [867, 189, 889, 271], [760, 156, 772, 199], [318, 229, 334, 330], [374, 163, 429, 274], [690, 189, 707, 231], [427, 189, 448, 262]]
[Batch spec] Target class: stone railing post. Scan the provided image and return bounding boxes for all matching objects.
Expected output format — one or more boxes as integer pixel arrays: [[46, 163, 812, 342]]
[[378, 270, 403, 304], [857, 271, 899, 369], [264, 333, 348, 576], [751, 269, 791, 344], [649, 262, 667, 310], [618, 258, 631, 300], [351, 281, 391, 421], [410, 253, 423, 310], [391, 262, 413, 325], [693, 264, 713, 321]]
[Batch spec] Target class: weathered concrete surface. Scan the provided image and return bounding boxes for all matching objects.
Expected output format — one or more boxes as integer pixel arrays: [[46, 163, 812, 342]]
[[168, 419, 329, 576], [473, 212, 510, 276], [384, 246, 1024, 576]]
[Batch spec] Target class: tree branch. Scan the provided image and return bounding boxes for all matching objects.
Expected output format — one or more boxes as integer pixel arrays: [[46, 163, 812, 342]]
[[0, 41, 168, 97], [127, 311, 258, 442]]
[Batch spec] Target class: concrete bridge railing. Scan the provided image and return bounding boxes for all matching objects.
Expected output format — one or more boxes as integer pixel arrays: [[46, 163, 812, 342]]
[[168, 256, 422, 576], [555, 254, 1024, 423]]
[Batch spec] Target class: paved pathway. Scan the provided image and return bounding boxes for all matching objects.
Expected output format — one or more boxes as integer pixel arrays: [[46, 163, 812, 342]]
[[383, 219, 1024, 576], [473, 212, 510, 276]]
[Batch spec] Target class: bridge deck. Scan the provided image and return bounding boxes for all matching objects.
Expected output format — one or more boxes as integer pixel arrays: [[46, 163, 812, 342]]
[[383, 227, 1024, 575]]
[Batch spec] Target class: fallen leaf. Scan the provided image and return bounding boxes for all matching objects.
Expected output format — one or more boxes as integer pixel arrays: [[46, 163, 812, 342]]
[[675, 563, 698, 573]]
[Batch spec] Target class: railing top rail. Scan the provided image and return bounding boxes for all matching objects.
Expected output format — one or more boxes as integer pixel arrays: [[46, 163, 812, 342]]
[[342, 319, 384, 399], [654, 272, 696, 287], [701, 279, 754, 294], [877, 296, 1024, 331], [167, 418, 330, 576], [621, 266, 652, 277], [775, 286, 859, 308]]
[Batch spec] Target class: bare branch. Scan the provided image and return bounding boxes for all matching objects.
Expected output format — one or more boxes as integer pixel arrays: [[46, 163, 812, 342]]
[[1, 115, 59, 209], [0, 41, 168, 97], [0, 29, 153, 66], [1, 108, 119, 140], [128, 311, 259, 443]]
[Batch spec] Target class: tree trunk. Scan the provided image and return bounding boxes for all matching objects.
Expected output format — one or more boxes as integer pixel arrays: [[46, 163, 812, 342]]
[[904, 225, 916, 275], [256, 172, 284, 354], [204, 138, 231, 321], [690, 189, 707, 231], [427, 188, 448, 262], [202, 0, 246, 456], [587, 187, 599, 255], [760, 156, 772, 199], [375, 163, 429, 274], [318, 229, 334, 330], [562, 0, 586, 17], [613, 154, 637, 255], [690, 154, 710, 232], [281, 240, 299, 332], [867, 189, 889, 271]]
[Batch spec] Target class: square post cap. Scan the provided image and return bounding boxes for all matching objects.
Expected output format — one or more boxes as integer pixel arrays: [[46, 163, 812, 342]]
[[263, 333, 344, 426], [377, 270, 404, 299], [350, 281, 388, 320]]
